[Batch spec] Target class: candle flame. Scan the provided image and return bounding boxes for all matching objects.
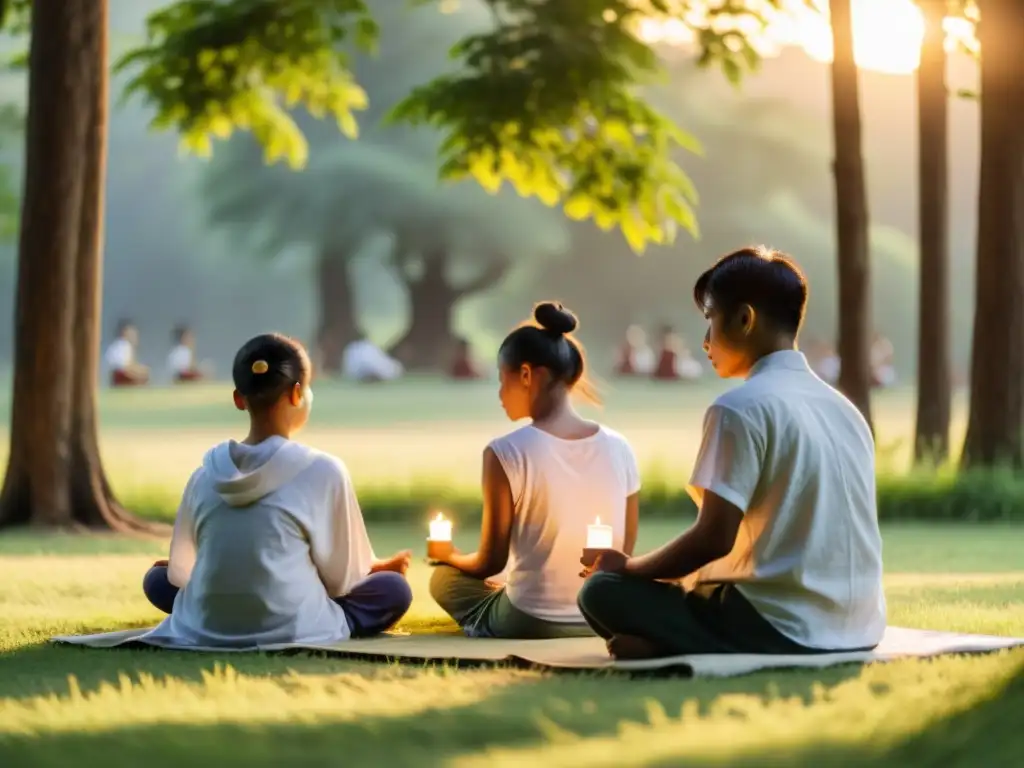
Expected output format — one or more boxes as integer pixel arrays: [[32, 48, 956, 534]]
[[594, 516, 601, 525], [433, 512, 446, 522]]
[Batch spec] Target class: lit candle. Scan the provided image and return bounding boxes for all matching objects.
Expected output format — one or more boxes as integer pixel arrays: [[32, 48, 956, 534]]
[[428, 512, 452, 542], [586, 516, 613, 550]]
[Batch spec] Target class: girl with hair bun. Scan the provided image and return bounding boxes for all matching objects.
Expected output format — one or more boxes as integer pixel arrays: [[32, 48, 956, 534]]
[[140, 333, 413, 648], [429, 302, 642, 638]]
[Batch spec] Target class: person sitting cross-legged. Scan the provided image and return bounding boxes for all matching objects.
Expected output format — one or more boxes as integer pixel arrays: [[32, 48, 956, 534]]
[[577, 247, 886, 660], [429, 302, 641, 639]]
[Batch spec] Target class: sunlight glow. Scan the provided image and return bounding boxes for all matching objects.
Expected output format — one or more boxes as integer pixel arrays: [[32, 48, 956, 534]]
[[636, 0, 980, 75]]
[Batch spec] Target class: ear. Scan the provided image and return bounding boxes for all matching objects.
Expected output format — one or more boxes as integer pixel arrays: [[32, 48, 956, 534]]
[[740, 304, 757, 335], [232, 390, 246, 411], [289, 382, 303, 407], [519, 363, 532, 388]]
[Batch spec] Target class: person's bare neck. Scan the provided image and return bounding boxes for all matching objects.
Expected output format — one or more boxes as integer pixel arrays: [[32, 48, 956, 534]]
[[531, 397, 598, 440]]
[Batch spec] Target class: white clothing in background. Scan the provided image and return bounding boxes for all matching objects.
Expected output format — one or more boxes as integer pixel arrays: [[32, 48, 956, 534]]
[[676, 355, 703, 380], [167, 344, 194, 376], [633, 346, 656, 375], [489, 425, 641, 622], [342, 340, 404, 382], [145, 437, 376, 648], [687, 350, 885, 651], [104, 338, 133, 370]]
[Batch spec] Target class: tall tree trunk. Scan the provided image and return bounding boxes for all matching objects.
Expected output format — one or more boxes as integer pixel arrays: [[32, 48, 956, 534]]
[[961, 0, 1024, 469], [0, 1, 160, 531], [68, 0, 156, 532], [828, 0, 873, 430], [316, 250, 358, 375], [0, 0, 92, 528], [390, 252, 507, 371], [913, 0, 952, 464], [390, 254, 459, 371]]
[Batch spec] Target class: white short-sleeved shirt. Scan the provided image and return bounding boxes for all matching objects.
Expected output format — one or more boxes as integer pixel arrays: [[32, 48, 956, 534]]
[[489, 424, 640, 622], [104, 338, 133, 370], [167, 344, 194, 375], [144, 437, 376, 648], [687, 350, 885, 650]]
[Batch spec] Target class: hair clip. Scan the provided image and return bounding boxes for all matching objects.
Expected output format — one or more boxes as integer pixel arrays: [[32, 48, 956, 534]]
[[251, 360, 269, 374]]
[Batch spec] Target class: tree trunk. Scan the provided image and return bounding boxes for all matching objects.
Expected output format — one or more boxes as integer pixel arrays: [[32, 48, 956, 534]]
[[389, 252, 508, 371], [828, 0, 873, 430], [960, 0, 1024, 469], [316, 249, 358, 375], [390, 254, 459, 371], [0, 0, 92, 528], [913, 0, 952, 464], [0, 1, 160, 532]]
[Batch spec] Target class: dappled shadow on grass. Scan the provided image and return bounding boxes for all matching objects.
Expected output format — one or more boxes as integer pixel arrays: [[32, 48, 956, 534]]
[[2, 658, 1021, 768], [0, 652, 864, 768]]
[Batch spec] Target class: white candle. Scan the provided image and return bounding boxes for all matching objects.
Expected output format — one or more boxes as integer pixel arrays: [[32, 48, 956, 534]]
[[428, 512, 452, 542], [586, 516, 613, 549]]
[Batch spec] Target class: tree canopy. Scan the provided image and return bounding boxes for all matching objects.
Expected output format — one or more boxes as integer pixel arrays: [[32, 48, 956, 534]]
[[116, 0, 814, 252]]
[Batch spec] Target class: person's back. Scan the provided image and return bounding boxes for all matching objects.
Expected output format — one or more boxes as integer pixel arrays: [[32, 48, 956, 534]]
[[491, 424, 638, 621], [342, 337, 403, 382], [696, 352, 885, 650], [149, 438, 373, 647], [141, 333, 413, 648]]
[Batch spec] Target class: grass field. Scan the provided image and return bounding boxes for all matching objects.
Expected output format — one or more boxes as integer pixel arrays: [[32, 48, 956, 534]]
[[2, 379, 1022, 766], [0, 379, 973, 519]]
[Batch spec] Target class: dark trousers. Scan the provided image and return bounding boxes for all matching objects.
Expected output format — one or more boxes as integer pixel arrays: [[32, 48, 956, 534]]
[[143, 565, 413, 638], [577, 572, 824, 656]]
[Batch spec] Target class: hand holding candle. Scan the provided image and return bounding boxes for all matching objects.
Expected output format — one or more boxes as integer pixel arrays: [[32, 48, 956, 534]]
[[581, 516, 613, 571], [426, 512, 454, 561]]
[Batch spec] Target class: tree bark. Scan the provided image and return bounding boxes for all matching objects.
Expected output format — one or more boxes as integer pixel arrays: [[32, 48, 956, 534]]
[[389, 252, 506, 371], [828, 0, 873, 430], [0, 0, 92, 528], [913, 0, 952, 464], [0, 1, 161, 532], [316, 249, 358, 375], [961, 0, 1024, 469]]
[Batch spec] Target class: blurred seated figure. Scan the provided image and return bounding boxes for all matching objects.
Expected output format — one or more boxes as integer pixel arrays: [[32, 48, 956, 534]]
[[653, 325, 702, 381], [105, 319, 149, 387], [871, 332, 896, 389], [342, 331, 404, 383], [614, 325, 655, 377], [450, 337, 483, 380], [167, 324, 206, 383], [806, 338, 840, 385]]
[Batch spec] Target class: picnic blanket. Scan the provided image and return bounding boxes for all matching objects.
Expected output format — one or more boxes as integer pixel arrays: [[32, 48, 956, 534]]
[[51, 626, 1024, 677]]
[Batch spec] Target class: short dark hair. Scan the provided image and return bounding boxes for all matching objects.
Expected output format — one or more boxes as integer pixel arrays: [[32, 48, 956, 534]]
[[693, 246, 808, 334], [498, 302, 596, 400], [115, 318, 135, 337], [232, 333, 311, 411], [172, 324, 191, 344]]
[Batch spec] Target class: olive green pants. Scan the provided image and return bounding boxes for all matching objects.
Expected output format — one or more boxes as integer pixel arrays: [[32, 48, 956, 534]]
[[429, 565, 594, 639]]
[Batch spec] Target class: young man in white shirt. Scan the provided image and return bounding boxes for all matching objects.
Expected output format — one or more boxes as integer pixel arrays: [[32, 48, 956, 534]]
[[578, 246, 886, 659]]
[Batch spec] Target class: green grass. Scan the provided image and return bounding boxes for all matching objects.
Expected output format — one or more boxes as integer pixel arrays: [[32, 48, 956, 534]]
[[1, 522, 1023, 767], [2, 380, 1023, 764], [0, 379, 982, 523]]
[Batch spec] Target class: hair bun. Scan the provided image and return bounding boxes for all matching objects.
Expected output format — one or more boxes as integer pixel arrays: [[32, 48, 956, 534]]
[[534, 302, 578, 335]]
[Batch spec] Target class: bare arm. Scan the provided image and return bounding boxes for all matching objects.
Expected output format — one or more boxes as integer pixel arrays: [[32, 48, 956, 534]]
[[444, 447, 514, 579], [624, 491, 742, 581], [622, 492, 640, 556]]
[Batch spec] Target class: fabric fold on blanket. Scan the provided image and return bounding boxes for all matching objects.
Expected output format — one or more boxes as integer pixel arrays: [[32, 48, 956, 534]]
[[50, 626, 1024, 677]]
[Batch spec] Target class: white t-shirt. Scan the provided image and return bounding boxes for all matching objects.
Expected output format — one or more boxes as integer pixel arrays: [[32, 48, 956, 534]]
[[144, 437, 376, 648], [104, 338, 133, 370], [687, 350, 885, 651], [342, 340, 404, 382], [489, 424, 641, 622], [167, 344, 194, 375]]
